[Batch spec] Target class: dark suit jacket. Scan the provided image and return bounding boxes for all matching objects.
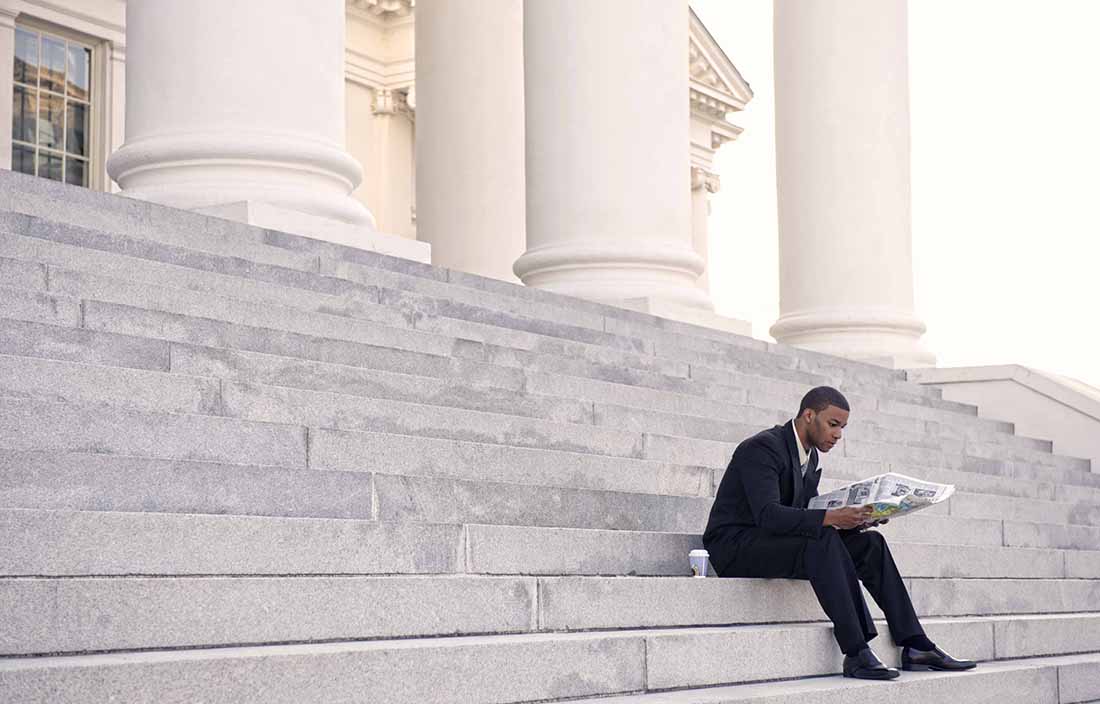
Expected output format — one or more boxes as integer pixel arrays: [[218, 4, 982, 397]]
[[703, 421, 828, 561]]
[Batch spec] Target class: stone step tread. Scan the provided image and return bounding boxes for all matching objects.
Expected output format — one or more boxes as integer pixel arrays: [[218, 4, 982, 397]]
[[0, 348, 1054, 480], [0, 204, 957, 406], [0, 617, 1097, 703], [2, 396, 1097, 537], [566, 652, 1100, 704], [6, 506, 1099, 578], [0, 280, 1007, 457], [1, 172, 932, 402], [0, 313, 1040, 462], [0, 338, 1078, 495]]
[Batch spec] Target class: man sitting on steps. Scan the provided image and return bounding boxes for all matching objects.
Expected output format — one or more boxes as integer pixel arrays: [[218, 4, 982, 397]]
[[702, 385, 977, 680]]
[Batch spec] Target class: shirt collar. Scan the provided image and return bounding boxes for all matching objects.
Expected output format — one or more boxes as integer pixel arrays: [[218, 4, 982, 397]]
[[790, 419, 811, 468]]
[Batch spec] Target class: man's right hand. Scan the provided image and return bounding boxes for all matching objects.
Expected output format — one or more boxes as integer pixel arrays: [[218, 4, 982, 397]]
[[823, 506, 874, 530]]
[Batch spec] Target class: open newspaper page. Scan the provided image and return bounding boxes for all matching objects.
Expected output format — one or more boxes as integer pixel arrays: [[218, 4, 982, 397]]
[[807, 472, 955, 520]]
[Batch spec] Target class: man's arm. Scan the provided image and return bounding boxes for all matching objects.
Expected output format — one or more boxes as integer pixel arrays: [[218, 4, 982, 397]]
[[739, 442, 828, 537]]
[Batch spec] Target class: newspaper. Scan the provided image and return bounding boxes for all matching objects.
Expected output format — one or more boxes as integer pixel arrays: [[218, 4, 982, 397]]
[[807, 472, 955, 520]]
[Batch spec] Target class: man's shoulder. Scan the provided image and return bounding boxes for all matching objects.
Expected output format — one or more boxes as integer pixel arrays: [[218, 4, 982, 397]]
[[734, 424, 788, 460]]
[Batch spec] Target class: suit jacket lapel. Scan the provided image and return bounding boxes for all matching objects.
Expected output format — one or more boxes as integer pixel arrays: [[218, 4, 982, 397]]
[[783, 420, 803, 508]]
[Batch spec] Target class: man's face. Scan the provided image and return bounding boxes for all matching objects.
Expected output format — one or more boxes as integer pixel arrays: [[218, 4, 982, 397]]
[[804, 404, 849, 453]]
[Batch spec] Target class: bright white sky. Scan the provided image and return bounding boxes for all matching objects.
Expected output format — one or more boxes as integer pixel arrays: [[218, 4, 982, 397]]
[[690, 0, 1100, 389]]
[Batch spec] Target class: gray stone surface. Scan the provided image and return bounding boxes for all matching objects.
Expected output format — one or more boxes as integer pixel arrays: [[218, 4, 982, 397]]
[[994, 613, 1100, 658], [0, 507, 464, 576], [373, 474, 710, 532], [0, 451, 377, 518], [83, 300, 457, 377], [0, 353, 220, 416], [1066, 549, 1100, 578], [564, 659, 1060, 703], [889, 542, 1064, 579], [222, 380, 643, 458], [1004, 520, 1100, 551], [0, 254, 46, 290], [0, 574, 535, 655], [537, 577, 879, 631], [0, 229, 392, 324], [909, 577, 1100, 616], [0, 285, 81, 327], [171, 342, 589, 423], [644, 616, 993, 690], [466, 525, 702, 576], [1059, 654, 1100, 703], [0, 317, 169, 371], [0, 632, 646, 704], [309, 428, 713, 497], [0, 398, 306, 467]]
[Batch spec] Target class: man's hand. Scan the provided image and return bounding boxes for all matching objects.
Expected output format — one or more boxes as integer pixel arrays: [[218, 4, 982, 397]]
[[823, 506, 874, 530]]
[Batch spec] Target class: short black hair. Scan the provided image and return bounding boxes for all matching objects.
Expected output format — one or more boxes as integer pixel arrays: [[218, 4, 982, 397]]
[[797, 386, 850, 417]]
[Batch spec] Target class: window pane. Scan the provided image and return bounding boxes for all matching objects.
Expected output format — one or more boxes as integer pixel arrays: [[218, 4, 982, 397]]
[[12, 85, 38, 143], [14, 28, 39, 85], [40, 151, 63, 182], [65, 102, 87, 157], [41, 36, 67, 94], [66, 45, 90, 101], [37, 92, 64, 149], [12, 144, 35, 176], [65, 158, 87, 187]]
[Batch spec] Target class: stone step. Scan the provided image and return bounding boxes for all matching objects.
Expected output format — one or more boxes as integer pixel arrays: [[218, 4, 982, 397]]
[[568, 652, 1100, 704], [0, 340, 1072, 507], [0, 206, 953, 407], [538, 576, 1100, 632], [0, 619, 1097, 702], [0, 246, 1008, 452], [7, 507, 1088, 579], [0, 310, 1039, 467], [467, 523, 1073, 579], [3, 171, 920, 400], [2, 388, 1095, 535], [0, 398, 306, 469]]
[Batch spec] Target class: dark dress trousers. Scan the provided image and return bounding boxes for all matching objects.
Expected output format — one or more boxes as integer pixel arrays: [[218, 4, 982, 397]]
[[702, 421, 925, 654]]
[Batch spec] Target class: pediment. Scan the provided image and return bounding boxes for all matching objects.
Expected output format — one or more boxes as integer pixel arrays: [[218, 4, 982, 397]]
[[690, 8, 753, 115]]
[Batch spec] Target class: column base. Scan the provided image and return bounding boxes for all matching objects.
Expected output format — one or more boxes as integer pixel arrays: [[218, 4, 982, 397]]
[[770, 308, 935, 369], [620, 297, 752, 336], [196, 201, 430, 263]]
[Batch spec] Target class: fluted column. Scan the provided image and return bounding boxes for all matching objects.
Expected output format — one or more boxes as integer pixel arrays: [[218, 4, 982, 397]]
[[107, 0, 375, 230], [515, 0, 711, 311], [415, 0, 525, 282], [771, 0, 933, 367]]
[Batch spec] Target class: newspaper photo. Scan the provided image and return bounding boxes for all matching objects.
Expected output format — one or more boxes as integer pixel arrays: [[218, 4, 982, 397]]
[[807, 472, 955, 520]]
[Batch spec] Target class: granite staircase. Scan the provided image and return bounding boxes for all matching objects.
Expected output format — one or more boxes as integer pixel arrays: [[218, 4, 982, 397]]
[[0, 169, 1098, 703]]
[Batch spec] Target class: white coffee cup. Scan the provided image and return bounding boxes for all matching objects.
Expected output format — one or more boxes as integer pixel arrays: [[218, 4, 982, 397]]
[[689, 549, 710, 577]]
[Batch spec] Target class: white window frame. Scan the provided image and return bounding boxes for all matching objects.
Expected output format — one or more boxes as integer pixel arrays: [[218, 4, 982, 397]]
[[12, 15, 109, 191]]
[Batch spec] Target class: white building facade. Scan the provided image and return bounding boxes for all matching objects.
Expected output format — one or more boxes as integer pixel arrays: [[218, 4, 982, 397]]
[[0, 0, 978, 373]]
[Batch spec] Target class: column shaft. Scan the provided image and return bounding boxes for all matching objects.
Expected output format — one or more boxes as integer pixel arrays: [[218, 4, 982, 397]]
[[415, 0, 525, 282], [516, 0, 710, 310], [771, 0, 933, 366], [107, 0, 373, 228]]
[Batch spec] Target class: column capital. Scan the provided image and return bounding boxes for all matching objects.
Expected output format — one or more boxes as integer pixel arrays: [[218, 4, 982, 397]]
[[371, 87, 412, 117], [691, 166, 720, 194]]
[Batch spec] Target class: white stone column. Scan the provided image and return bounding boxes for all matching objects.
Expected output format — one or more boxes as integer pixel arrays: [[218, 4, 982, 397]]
[[106, 0, 418, 255], [415, 0, 525, 282], [105, 41, 125, 191], [771, 0, 933, 367], [515, 0, 711, 311], [691, 166, 720, 296], [0, 5, 19, 170]]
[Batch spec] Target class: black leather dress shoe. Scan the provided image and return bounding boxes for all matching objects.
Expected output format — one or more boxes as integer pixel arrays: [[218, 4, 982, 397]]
[[843, 647, 900, 680], [901, 646, 977, 671]]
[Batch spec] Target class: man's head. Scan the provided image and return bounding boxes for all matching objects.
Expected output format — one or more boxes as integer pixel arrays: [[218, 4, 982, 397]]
[[794, 386, 850, 453]]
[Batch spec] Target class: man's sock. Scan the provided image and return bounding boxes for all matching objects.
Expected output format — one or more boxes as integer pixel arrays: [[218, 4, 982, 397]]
[[900, 635, 937, 651], [843, 643, 869, 657]]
